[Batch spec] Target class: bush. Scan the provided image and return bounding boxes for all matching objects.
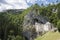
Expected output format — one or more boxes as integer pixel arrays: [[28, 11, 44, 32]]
[[57, 20, 60, 32], [13, 35, 24, 40]]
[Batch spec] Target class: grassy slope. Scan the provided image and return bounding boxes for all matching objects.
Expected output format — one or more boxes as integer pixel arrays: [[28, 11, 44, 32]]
[[35, 31, 60, 40]]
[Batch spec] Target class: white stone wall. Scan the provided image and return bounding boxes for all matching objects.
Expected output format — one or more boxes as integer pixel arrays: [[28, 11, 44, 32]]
[[43, 22, 53, 31], [34, 22, 53, 33], [34, 22, 44, 33], [44, 24, 49, 31]]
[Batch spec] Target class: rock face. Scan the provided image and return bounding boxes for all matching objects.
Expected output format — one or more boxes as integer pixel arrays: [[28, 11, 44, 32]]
[[22, 8, 54, 40]]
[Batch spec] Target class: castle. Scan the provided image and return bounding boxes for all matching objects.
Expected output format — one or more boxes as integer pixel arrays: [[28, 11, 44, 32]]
[[22, 8, 56, 40]]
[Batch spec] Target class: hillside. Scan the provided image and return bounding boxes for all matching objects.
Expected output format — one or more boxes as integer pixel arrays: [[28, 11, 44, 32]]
[[35, 31, 60, 40], [0, 3, 60, 40], [0, 9, 24, 14]]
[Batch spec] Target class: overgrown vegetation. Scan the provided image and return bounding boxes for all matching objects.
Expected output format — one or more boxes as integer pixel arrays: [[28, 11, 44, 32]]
[[0, 2, 60, 40]]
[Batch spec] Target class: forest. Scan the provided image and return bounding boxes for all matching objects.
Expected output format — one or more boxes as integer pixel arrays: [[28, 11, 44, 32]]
[[0, 2, 60, 40]]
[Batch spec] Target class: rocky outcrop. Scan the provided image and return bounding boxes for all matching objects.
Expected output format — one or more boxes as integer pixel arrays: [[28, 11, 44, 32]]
[[22, 8, 55, 40]]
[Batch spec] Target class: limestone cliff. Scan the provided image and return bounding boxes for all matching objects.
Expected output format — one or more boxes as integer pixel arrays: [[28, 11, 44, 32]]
[[22, 8, 56, 40]]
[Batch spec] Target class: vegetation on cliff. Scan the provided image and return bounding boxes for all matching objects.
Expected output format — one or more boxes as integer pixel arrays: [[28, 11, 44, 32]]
[[0, 3, 60, 40]]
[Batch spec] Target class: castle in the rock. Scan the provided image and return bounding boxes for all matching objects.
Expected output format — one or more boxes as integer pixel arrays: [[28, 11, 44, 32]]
[[22, 8, 57, 40]]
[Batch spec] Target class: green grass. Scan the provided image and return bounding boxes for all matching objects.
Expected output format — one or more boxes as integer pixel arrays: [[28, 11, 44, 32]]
[[35, 31, 60, 40]]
